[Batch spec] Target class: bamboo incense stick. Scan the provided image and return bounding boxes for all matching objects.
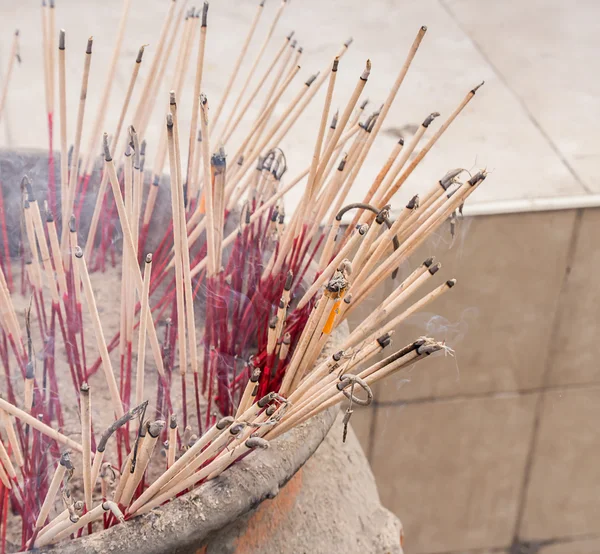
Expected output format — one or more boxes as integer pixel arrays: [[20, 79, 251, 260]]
[[0, 401, 82, 452], [80, 383, 93, 513], [61, 37, 93, 249], [210, 0, 267, 134], [136, 254, 152, 407], [0, 30, 20, 123], [74, 247, 124, 418]]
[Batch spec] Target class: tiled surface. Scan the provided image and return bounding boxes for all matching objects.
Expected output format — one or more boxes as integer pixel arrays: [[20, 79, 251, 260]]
[[443, 0, 600, 193], [370, 395, 537, 553], [0, 0, 595, 218], [547, 209, 600, 386], [521, 387, 600, 540], [371, 210, 576, 402], [541, 537, 600, 554]]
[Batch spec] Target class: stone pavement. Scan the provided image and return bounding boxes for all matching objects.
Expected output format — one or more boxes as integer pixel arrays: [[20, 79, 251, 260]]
[[0, 0, 597, 217]]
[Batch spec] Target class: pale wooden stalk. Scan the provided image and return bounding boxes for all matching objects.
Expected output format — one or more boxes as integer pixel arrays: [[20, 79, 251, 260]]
[[346, 262, 438, 341], [85, 45, 147, 259], [80, 383, 93, 512], [136, 254, 152, 406], [103, 136, 166, 377], [267, 59, 369, 279], [297, 225, 366, 310], [166, 113, 188, 377], [45, 212, 67, 297], [120, 420, 165, 507], [137, 2, 189, 138], [186, 2, 209, 199], [0, 402, 82, 452], [82, 0, 133, 178], [74, 247, 124, 418], [235, 366, 261, 417], [378, 84, 484, 208], [57, 30, 68, 232], [34, 453, 70, 531], [0, 30, 20, 123], [127, 416, 234, 514], [167, 415, 177, 468], [210, 0, 266, 134], [369, 114, 438, 212], [199, 95, 217, 275], [0, 463, 10, 489], [131, 0, 178, 131], [213, 0, 287, 140], [61, 37, 93, 250], [220, 33, 293, 149], [0, 439, 16, 480]]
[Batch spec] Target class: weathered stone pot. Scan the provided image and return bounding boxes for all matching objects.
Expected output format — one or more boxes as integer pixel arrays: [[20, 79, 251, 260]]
[[0, 150, 382, 552]]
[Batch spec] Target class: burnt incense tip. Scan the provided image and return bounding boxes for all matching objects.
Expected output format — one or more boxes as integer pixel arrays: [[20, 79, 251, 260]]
[[377, 333, 392, 348], [287, 30, 294, 41], [360, 98, 369, 110], [229, 423, 245, 436], [467, 171, 485, 186], [169, 414, 177, 429], [257, 395, 272, 408], [166, 113, 174, 128], [428, 262, 441, 275], [147, 420, 165, 438], [265, 405, 277, 416], [59, 29, 65, 50], [45, 208, 54, 223], [145, 253, 153, 264], [422, 111, 440, 128], [343, 293, 352, 304], [406, 194, 419, 210], [333, 351, 344, 362], [344, 37, 353, 48], [397, 136, 405, 145], [305, 72, 319, 87], [211, 149, 227, 167], [86, 37, 93, 54], [330, 110, 339, 129], [446, 278, 457, 288], [246, 437, 269, 450], [152, 175, 160, 186], [337, 154, 347, 171], [49, 0, 55, 7], [136, 44, 147, 63], [358, 223, 369, 236], [471, 81, 485, 94], [169, 90, 176, 105], [216, 416, 235, 430], [102, 133, 112, 161], [124, 144, 132, 157], [421, 25, 428, 32], [74, 246, 83, 259], [269, 316, 278, 329], [290, 39, 297, 48], [282, 333, 291, 344], [140, 139, 147, 156], [332, 57, 339, 72], [60, 452, 73, 469], [361, 59, 371, 80], [21, 176, 34, 200], [298, 46, 304, 54], [80, 382, 90, 393], [284, 270, 293, 291], [201, 2, 209, 26], [440, 168, 464, 190], [260, 0, 266, 6], [69, 214, 76, 233], [423, 257, 434, 267], [25, 361, 35, 380]]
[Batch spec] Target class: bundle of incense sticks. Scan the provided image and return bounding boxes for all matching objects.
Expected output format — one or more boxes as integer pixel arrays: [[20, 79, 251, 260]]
[[0, 0, 488, 550]]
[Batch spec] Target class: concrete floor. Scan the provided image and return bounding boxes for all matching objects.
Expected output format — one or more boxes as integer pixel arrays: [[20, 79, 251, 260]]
[[0, 0, 598, 216], [1, 2, 599, 553]]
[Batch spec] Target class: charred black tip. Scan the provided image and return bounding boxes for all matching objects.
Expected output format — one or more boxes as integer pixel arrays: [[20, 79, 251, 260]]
[[86, 37, 93, 55]]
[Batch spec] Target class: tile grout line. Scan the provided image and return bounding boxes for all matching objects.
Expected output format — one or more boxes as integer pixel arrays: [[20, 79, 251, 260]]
[[376, 378, 600, 407], [437, 0, 593, 195], [509, 208, 584, 548]]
